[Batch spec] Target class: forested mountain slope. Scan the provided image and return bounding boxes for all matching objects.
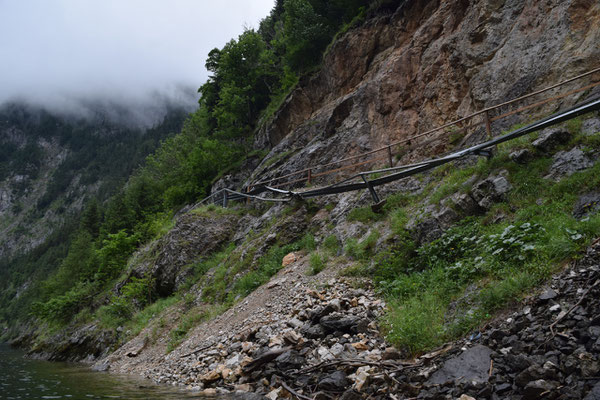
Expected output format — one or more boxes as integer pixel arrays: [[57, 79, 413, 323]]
[[3, 0, 600, 398]]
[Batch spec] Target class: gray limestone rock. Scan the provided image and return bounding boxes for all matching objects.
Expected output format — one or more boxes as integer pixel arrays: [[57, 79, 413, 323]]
[[582, 118, 600, 136], [573, 192, 600, 220], [429, 345, 493, 385], [532, 128, 571, 152], [584, 382, 600, 400], [545, 148, 594, 181], [471, 174, 512, 210], [509, 148, 532, 164]]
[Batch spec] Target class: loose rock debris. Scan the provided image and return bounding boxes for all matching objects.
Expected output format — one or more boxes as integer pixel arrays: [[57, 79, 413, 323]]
[[104, 241, 600, 399]]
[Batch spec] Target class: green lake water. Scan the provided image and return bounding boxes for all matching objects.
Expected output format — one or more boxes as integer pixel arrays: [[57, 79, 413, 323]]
[[0, 343, 208, 399]]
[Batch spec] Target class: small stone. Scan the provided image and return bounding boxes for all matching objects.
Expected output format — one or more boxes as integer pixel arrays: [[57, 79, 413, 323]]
[[221, 367, 233, 380], [496, 382, 512, 393], [282, 252, 298, 267], [351, 342, 369, 351], [382, 347, 402, 360], [318, 371, 350, 391], [545, 147, 594, 181], [539, 289, 558, 301], [523, 379, 556, 400], [275, 350, 305, 371], [200, 388, 218, 396], [283, 330, 303, 345], [241, 342, 253, 353], [200, 369, 222, 383], [582, 118, 600, 136], [234, 383, 252, 392], [329, 298, 342, 311], [458, 395, 476, 400], [287, 318, 304, 329], [354, 366, 371, 391], [584, 382, 600, 400], [330, 343, 345, 357], [266, 387, 282, 400]]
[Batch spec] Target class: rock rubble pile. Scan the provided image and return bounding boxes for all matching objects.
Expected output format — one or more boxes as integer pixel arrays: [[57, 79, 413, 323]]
[[145, 279, 400, 398], [401, 241, 600, 400], [105, 238, 600, 399]]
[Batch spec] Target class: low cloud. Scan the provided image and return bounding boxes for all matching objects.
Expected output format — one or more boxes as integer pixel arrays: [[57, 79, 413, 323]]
[[0, 0, 274, 125]]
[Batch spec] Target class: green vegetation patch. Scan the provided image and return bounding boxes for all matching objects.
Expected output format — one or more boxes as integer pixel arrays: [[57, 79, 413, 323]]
[[377, 129, 600, 356]]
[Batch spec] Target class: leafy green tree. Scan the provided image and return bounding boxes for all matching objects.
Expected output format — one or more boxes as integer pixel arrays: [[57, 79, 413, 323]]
[[282, 0, 331, 72]]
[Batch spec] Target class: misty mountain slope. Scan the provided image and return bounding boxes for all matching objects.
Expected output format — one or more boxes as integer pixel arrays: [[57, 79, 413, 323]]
[[0, 103, 187, 260]]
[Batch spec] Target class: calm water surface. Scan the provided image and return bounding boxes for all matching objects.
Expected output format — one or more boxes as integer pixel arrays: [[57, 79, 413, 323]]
[[0, 343, 209, 399]]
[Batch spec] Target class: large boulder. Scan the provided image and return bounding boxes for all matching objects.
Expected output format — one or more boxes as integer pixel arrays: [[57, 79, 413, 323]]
[[130, 211, 240, 297]]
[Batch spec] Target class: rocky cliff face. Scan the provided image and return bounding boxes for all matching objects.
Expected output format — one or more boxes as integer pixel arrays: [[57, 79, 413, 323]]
[[248, 0, 600, 187], [0, 128, 70, 260]]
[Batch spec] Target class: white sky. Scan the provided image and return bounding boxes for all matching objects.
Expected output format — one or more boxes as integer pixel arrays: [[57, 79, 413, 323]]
[[0, 0, 274, 111]]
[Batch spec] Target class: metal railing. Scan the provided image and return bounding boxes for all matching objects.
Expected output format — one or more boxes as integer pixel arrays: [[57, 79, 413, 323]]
[[250, 66, 600, 190], [199, 66, 600, 207]]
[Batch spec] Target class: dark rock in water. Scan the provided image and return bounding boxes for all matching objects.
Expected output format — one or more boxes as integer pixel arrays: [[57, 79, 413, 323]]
[[318, 371, 349, 391], [584, 382, 600, 400], [545, 147, 593, 181], [539, 289, 558, 301], [429, 345, 493, 384], [275, 350, 304, 371], [522, 379, 557, 399], [532, 128, 570, 152], [91, 361, 110, 372], [509, 148, 533, 164], [573, 192, 600, 220]]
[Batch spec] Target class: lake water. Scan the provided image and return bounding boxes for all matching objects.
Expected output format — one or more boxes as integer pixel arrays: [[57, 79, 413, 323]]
[[0, 343, 207, 399]]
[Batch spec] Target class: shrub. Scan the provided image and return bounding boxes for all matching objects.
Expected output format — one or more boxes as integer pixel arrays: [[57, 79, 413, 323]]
[[347, 206, 382, 223], [322, 234, 340, 255], [308, 252, 326, 275]]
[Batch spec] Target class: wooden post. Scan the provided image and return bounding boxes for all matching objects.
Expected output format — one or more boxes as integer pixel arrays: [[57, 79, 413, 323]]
[[307, 169, 312, 185], [246, 186, 251, 205], [387, 145, 393, 168], [222, 190, 228, 208], [484, 110, 493, 139]]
